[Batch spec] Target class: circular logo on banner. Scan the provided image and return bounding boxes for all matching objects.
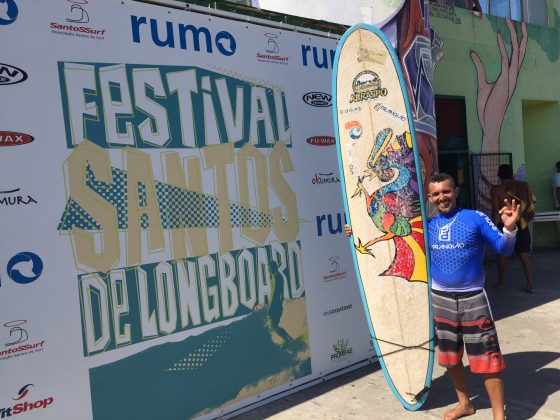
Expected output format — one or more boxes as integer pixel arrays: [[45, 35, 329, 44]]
[[0, 0, 19, 26], [7, 252, 43, 284]]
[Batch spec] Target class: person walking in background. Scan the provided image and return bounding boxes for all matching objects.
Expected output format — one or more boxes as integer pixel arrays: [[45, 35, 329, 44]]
[[554, 161, 560, 209], [491, 164, 536, 293]]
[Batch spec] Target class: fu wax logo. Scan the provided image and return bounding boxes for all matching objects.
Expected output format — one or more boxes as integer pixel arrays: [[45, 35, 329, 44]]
[[0, 384, 54, 417], [0, 132, 33, 147]]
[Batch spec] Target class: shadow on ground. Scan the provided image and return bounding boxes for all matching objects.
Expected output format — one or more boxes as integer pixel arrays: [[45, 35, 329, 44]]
[[233, 363, 381, 418], [484, 249, 560, 321], [423, 351, 560, 419]]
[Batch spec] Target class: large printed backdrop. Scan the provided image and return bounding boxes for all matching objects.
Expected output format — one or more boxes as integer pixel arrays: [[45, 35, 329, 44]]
[[0, 1, 374, 419]]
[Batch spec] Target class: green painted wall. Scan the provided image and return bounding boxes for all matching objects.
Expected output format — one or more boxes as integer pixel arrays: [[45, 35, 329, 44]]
[[431, 3, 560, 247]]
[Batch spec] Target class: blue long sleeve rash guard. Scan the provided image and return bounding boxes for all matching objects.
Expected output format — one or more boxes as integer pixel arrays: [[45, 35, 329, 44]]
[[428, 208, 516, 292]]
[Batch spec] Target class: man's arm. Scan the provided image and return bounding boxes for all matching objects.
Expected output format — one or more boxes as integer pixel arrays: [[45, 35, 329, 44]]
[[476, 199, 519, 256]]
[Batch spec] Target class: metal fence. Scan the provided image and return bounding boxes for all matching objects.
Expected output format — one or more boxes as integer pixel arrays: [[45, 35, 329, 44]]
[[470, 152, 512, 216]]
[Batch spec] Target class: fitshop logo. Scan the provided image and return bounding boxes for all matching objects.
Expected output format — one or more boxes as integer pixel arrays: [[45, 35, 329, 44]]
[[0, 384, 54, 418]]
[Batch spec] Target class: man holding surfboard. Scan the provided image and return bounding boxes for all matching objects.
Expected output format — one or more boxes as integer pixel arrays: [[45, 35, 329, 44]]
[[345, 173, 520, 420], [427, 173, 519, 420]]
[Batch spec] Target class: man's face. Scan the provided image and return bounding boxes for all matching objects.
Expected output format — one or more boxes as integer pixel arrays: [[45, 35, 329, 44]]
[[427, 179, 459, 214]]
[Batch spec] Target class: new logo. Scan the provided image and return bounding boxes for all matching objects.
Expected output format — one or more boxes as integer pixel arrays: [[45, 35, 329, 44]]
[[0, 63, 27, 85], [0, 0, 18, 26], [302, 92, 332, 107]]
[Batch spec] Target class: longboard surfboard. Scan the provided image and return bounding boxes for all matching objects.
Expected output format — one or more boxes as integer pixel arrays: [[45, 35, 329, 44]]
[[332, 23, 434, 410]]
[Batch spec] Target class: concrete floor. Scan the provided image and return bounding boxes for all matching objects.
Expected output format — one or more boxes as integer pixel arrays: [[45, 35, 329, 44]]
[[235, 248, 560, 420]]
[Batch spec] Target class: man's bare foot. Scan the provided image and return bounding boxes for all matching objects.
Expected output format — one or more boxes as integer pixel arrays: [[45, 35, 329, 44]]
[[443, 402, 476, 420]]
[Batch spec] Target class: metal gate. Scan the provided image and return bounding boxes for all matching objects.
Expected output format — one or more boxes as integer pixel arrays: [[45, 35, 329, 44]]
[[470, 152, 512, 215]]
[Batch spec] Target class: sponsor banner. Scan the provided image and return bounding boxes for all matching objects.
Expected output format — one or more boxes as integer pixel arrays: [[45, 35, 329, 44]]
[[0, 0, 372, 419]]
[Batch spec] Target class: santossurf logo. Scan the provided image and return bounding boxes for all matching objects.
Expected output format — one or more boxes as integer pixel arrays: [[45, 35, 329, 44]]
[[256, 33, 288, 64], [322, 256, 346, 282], [0, 320, 45, 361], [50, 0, 107, 40], [0, 384, 54, 417]]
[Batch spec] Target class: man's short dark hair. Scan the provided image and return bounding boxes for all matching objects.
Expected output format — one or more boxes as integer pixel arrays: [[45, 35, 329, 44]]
[[556, 161, 560, 171], [428, 173, 456, 189], [498, 164, 513, 180]]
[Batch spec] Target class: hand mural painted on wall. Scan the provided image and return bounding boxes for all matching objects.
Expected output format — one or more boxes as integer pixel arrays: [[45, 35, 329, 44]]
[[470, 19, 528, 210]]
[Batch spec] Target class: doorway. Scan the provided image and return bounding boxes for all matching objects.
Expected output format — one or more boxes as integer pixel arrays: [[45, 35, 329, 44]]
[[435, 96, 473, 209]]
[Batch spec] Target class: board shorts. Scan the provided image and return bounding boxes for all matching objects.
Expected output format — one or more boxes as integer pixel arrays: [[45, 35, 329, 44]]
[[431, 289, 505, 374], [498, 222, 530, 253]]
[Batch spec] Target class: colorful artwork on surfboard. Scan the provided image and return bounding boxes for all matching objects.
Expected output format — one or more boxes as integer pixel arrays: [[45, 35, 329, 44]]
[[332, 23, 434, 411]]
